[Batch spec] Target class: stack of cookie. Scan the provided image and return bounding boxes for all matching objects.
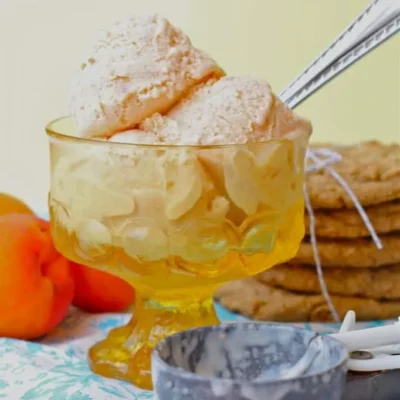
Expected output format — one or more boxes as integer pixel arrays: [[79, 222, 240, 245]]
[[216, 141, 400, 322]]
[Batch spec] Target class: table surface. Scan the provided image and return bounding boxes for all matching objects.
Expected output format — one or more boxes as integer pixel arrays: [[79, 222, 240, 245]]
[[0, 304, 392, 399]]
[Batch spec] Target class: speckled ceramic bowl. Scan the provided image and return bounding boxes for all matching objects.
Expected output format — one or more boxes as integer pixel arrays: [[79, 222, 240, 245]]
[[152, 323, 348, 400]]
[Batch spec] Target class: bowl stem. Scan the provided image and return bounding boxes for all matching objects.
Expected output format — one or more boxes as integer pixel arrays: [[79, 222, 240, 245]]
[[88, 289, 219, 390]]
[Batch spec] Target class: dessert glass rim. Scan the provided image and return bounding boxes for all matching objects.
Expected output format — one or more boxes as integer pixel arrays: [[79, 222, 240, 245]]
[[46, 116, 297, 150]]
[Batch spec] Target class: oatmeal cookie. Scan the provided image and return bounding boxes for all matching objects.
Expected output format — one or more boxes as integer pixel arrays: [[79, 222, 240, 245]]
[[291, 235, 400, 268], [306, 201, 400, 238], [307, 141, 400, 209], [215, 278, 400, 322], [258, 263, 400, 300]]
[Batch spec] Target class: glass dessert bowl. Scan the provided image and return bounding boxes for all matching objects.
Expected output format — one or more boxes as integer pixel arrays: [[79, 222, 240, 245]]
[[46, 116, 309, 390]]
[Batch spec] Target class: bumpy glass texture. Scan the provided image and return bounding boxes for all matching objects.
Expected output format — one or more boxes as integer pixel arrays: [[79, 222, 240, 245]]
[[47, 117, 308, 390]]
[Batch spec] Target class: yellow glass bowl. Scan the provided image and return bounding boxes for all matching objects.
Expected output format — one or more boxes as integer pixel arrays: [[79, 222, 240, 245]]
[[46, 116, 308, 390]]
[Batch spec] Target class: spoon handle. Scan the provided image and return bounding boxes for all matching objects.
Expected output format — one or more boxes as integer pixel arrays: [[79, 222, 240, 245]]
[[280, 0, 400, 109]]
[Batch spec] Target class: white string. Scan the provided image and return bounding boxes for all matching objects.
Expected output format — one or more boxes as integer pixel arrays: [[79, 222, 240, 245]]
[[304, 185, 340, 322], [305, 148, 343, 173], [304, 147, 383, 322], [306, 150, 383, 249]]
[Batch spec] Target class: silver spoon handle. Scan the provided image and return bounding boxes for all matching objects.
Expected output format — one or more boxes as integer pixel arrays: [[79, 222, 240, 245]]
[[280, 0, 400, 109]]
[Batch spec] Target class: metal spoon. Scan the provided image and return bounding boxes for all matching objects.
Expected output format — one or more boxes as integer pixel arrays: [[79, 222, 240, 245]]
[[280, 0, 400, 109]]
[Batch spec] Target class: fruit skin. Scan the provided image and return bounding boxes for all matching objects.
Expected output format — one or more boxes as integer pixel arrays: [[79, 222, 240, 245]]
[[0, 192, 34, 217], [0, 214, 74, 339], [70, 262, 135, 313]]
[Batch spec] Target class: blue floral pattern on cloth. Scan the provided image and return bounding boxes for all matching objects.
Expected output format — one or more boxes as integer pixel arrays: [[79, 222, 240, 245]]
[[0, 213, 390, 398], [0, 304, 392, 399]]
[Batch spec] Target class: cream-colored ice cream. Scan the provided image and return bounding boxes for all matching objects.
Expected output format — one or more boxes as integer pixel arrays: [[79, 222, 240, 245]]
[[139, 113, 181, 144], [140, 76, 312, 145], [69, 14, 224, 139]]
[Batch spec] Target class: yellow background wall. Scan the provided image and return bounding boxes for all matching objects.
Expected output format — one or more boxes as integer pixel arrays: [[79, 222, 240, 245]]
[[0, 0, 399, 211]]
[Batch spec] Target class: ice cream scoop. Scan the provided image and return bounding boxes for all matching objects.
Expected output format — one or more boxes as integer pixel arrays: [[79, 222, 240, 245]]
[[69, 14, 224, 139], [140, 76, 312, 145]]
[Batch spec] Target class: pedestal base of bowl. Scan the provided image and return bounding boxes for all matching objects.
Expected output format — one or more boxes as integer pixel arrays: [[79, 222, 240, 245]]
[[88, 292, 219, 390]]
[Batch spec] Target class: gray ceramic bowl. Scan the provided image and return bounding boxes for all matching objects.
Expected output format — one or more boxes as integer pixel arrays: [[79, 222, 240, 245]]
[[152, 323, 348, 400]]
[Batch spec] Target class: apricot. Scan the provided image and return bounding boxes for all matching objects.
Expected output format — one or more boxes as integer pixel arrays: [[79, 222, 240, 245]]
[[70, 262, 135, 313], [0, 192, 34, 216], [0, 214, 74, 339]]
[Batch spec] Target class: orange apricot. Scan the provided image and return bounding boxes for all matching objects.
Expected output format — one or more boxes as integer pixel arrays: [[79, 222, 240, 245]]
[[0, 214, 74, 339], [0, 193, 34, 217], [70, 262, 135, 313]]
